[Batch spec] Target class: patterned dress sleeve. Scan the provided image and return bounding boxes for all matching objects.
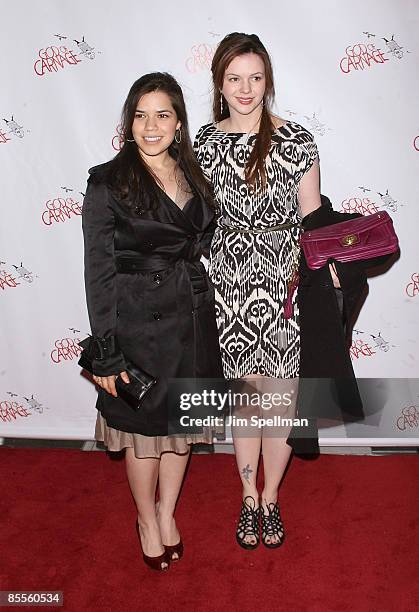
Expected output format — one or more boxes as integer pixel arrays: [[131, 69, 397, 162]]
[[298, 128, 319, 175], [82, 178, 126, 376], [193, 124, 212, 181]]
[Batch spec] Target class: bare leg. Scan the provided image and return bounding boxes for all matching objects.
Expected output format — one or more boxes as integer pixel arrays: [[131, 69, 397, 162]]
[[260, 377, 296, 544], [231, 376, 263, 546], [125, 448, 167, 567], [261, 437, 292, 544], [156, 450, 190, 558], [233, 432, 261, 500], [261, 437, 292, 503]]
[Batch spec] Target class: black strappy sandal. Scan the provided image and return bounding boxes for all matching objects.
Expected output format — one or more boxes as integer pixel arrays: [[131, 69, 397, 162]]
[[236, 495, 260, 550], [261, 501, 285, 549]]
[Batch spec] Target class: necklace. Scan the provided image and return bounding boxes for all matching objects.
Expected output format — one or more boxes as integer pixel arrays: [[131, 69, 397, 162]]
[[153, 164, 176, 182], [152, 165, 182, 189]]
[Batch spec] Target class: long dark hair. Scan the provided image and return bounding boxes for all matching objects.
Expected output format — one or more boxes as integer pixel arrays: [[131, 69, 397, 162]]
[[105, 72, 213, 210], [211, 33, 275, 188]]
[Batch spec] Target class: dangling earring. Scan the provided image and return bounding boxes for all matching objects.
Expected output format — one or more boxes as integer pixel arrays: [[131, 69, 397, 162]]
[[220, 93, 224, 114], [125, 137, 135, 142], [175, 128, 182, 143]]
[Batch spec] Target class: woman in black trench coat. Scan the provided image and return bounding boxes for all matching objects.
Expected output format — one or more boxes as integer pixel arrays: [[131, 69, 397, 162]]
[[82, 73, 222, 571]]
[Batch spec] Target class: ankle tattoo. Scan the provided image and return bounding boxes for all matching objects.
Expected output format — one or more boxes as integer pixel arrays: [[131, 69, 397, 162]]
[[241, 463, 253, 483]]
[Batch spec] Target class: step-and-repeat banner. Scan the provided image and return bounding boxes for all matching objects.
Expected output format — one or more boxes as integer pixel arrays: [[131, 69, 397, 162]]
[[1, 0, 418, 445]]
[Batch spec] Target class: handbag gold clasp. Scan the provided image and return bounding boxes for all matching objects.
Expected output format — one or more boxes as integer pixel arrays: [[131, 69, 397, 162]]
[[341, 233, 359, 247]]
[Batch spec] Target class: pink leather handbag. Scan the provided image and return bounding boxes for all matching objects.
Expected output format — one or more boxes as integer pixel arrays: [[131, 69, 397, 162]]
[[300, 211, 399, 270]]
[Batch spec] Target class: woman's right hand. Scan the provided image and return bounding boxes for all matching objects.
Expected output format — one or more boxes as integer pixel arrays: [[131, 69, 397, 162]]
[[93, 371, 130, 397]]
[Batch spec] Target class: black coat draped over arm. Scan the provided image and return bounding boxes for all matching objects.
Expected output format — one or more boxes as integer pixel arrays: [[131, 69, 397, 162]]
[[288, 195, 396, 455]]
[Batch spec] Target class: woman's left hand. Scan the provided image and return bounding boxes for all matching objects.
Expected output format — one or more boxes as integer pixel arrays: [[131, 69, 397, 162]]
[[329, 262, 341, 288], [92, 371, 130, 397]]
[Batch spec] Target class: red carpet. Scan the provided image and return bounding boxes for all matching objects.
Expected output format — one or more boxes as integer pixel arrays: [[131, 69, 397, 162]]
[[0, 449, 418, 612]]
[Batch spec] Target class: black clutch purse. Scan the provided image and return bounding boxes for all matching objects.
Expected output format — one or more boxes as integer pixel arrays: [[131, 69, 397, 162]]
[[77, 336, 156, 411]]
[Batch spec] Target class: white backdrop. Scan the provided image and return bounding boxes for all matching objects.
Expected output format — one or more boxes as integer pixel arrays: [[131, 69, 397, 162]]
[[1, 0, 418, 445]]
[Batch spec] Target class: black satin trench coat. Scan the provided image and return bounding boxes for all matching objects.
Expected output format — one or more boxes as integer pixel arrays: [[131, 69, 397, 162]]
[[82, 163, 223, 436]]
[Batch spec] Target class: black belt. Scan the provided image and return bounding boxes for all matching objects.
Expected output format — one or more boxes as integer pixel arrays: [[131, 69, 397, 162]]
[[115, 255, 207, 294]]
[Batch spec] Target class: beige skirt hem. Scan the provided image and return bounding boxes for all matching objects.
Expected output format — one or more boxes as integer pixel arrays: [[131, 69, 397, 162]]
[[95, 413, 213, 459]]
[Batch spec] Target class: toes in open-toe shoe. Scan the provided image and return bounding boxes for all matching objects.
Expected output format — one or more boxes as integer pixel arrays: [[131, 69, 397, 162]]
[[164, 539, 184, 562], [261, 501, 285, 549], [236, 495, 260, 550], [142, 550, 170, 571]]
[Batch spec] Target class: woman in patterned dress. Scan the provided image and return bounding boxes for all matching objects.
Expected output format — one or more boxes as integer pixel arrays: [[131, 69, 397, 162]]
[[194, 33, 340, 549]]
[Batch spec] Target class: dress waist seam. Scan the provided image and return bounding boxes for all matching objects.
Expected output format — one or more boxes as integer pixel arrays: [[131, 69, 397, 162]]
[[217, 222, 299, 234]]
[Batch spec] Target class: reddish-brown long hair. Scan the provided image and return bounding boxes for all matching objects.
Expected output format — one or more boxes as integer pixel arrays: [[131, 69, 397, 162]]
[[211, 32, 275, 188]]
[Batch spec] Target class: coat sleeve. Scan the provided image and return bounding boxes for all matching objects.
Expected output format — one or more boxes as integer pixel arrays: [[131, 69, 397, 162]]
[[81, 179, 126, 376], [199, 215, 218, 259]]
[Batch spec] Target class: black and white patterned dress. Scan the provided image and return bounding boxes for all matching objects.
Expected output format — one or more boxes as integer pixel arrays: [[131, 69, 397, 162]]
[[194, 122, 318, 380]]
